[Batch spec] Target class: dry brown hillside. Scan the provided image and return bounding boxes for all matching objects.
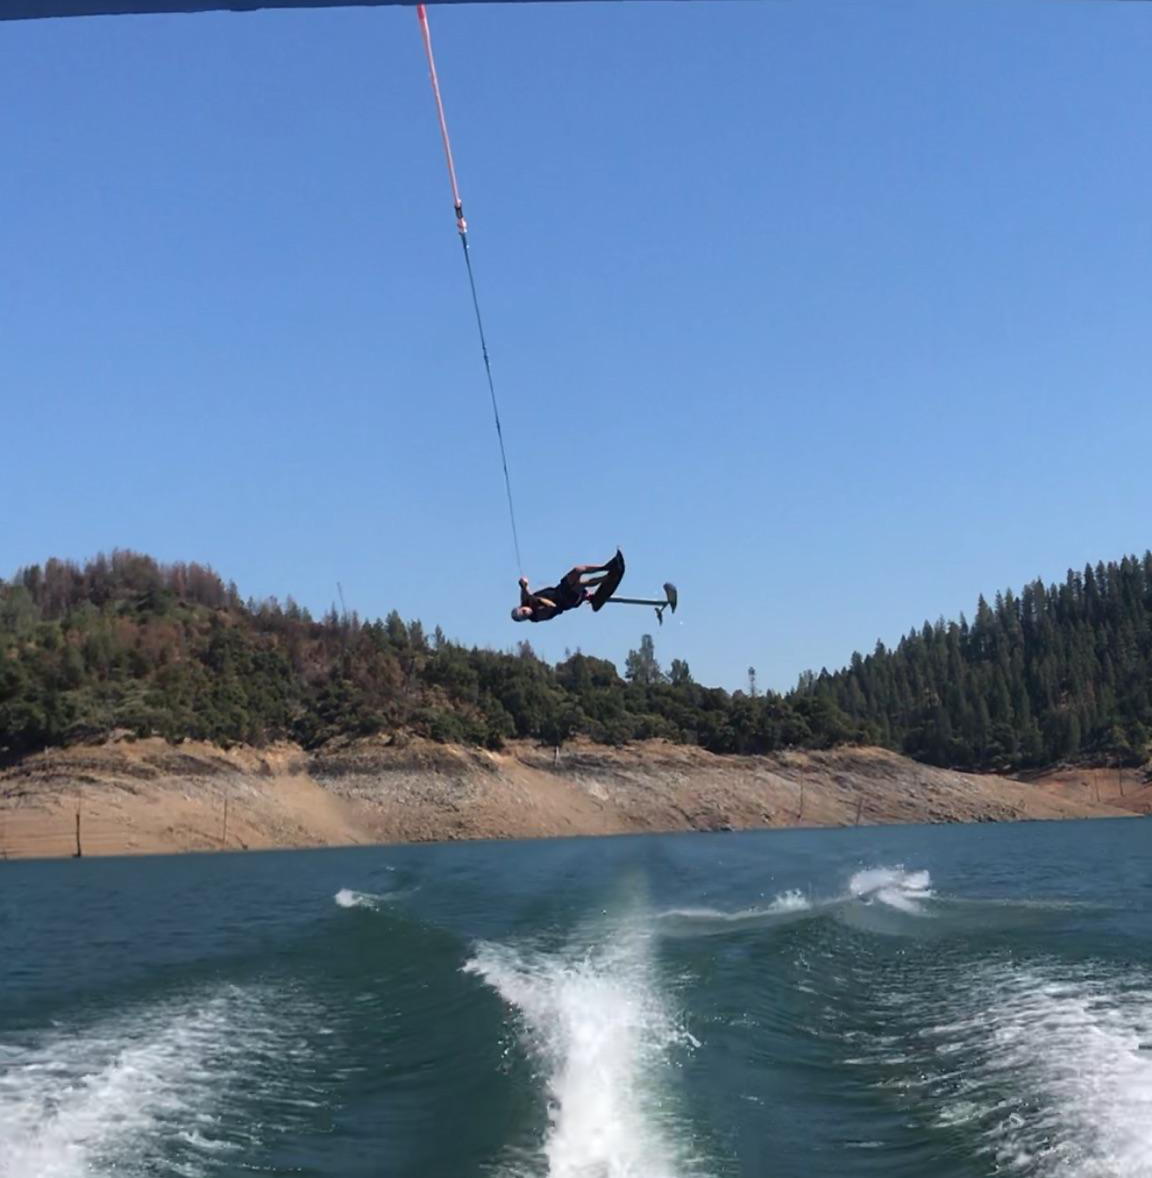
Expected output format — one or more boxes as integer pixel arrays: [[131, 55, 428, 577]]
[[0, 737, 1135, 860]]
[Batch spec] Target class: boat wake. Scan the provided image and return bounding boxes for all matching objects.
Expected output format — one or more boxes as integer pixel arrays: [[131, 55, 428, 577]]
[[920, 963, 1152, 1177], [0, 982, 322, 1178], [465, 926, 702, 1178], [655, 866, 936, 938]]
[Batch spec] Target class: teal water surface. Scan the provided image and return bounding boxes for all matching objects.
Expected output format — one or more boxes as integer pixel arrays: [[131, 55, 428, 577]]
[[2, 818, 1150, 1177]]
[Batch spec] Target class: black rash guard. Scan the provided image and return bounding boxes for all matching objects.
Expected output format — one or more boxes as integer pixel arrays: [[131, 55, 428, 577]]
[[525, 576, 584, 622]]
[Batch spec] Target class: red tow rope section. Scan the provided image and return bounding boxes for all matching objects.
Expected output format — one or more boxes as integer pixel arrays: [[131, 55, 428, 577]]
[[416, 3, 465, 233], [416, 3, 523, 576]]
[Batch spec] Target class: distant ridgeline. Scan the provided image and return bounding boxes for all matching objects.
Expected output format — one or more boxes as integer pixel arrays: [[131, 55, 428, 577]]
[[1, 551, 1150, 771]]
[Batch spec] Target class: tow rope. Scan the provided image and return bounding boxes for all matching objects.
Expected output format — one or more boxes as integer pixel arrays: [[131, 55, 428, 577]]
[[416, 4, 524, 576]]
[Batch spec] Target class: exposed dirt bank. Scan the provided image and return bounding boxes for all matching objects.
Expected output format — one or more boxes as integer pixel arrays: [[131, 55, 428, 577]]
[[1020, 765, 1152, 815], [0, 738, 1135, 860]]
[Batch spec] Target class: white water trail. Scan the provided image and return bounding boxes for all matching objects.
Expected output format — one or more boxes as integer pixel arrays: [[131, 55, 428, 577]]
[[0, 984, 303, 1178], [931, 965, 1152, 1177], [465, 927, 698, 1178], [662, 871, 936, 928], [660, 890, 812, 922]]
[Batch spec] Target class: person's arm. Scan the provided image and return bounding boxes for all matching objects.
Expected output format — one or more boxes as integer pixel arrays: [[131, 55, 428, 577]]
[[521, 578, 558, 611]]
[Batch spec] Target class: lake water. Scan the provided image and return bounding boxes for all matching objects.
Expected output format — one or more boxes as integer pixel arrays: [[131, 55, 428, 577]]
[[2, 818, 1150, 1178]]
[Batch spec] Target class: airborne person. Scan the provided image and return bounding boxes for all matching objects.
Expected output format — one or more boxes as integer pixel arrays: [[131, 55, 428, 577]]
[[511, 553, 623, 623]]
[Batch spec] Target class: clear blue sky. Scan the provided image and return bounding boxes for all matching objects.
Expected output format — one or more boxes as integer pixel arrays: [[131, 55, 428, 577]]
[[2, 0, 1150, 691]]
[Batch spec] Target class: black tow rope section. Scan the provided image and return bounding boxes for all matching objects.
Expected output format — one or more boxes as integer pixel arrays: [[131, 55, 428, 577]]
[[417, 4, 524, 577], [459, 230, 523, 577]]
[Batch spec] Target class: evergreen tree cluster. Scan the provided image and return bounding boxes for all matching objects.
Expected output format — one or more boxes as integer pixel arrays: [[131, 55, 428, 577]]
[[2, 551, 1149, 770], [0, 552, 854, 759], [800, 554, 1152, 769]]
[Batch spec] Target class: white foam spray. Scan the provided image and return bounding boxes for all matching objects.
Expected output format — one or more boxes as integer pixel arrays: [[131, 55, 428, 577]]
[[848, 867, 933, 914], [334, 887, 388, 910], [0, 984, 306, 1178], [769, 889, 812, 914], [465, 928, 699, 1178], [928, 965, 1152, 1177]]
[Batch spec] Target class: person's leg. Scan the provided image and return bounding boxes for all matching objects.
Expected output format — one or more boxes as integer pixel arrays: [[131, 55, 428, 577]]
[[563, 565, 606, 589], [573, 571, 612, 605]]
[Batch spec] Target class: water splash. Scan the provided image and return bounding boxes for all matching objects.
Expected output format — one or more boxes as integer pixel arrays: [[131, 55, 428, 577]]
[[465, 928, 699, 1178], [334, 887, 388, 910], [848, 867, 934, 914]]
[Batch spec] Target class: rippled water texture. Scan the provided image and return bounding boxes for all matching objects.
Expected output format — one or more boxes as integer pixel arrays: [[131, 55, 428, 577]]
[[2, 819, 1150, 1177]]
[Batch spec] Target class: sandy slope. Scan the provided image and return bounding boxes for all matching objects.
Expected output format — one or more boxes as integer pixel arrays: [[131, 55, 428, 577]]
[[0, 737, 1136, 860], [1018, 765, 1152, 815]]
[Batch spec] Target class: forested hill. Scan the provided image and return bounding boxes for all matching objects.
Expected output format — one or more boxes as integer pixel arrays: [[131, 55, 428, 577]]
[[1, 551, 1150, 772], [0, 552, 845, 758], [800, 553, 1152, 769]]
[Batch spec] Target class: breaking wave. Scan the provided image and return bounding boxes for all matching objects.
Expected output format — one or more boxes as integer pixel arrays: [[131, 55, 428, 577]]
[[847, 867, 934, 914]]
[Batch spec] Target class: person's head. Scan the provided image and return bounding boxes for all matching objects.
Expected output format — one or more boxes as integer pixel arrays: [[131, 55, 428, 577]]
[[510, 605, 533, 623]]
